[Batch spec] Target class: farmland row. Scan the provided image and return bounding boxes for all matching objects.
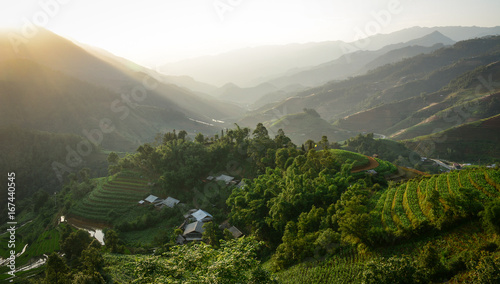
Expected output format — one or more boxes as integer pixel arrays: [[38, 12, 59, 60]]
[[380, 168, 500, 232]]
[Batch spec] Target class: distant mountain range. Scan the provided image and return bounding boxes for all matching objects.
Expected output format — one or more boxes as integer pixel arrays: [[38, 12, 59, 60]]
[[1, 25, 499, 161], [265, 31, 455, 89], [160, 26, 500, 87], [238, 35, 500, 157]]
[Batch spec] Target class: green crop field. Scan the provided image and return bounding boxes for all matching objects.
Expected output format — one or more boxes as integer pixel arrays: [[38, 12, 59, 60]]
[[275, 249, 368, 284], [329, 149, 370, 168], [69, 171, 151, 223], [378, 167, 500, 231]]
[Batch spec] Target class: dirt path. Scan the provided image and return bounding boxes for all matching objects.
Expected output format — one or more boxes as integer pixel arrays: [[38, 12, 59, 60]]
[[352, 156, 379, 173]]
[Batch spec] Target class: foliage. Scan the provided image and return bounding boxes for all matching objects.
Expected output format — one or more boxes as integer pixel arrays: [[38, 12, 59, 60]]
[[480, 200, 500, 235], [362, 255, 426, 284], [105, 237, 276, 283]]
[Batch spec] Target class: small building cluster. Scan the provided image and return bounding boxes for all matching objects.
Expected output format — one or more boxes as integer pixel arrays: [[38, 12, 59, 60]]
[[205, 174, 245, 188], [138, 173, 246, 246], [176, 208, 243, 244], [138, 195, 180, 209]]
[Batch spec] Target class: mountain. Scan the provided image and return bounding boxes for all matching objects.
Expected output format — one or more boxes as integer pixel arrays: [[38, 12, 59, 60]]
[[255, 36, 500, 123], [403, 113, 500, 163], [267, 110, 353, 145], [335, 60, 500, 140], [159, 41, 346, 87], [215, 82, 280, 107], [80, 43, 221, 96], [0, 29, 243, 151], [0, 126, 107, 199], [159, 26, 499, 87], [237, 36, 500, 147], [267, 31, 455, 88]]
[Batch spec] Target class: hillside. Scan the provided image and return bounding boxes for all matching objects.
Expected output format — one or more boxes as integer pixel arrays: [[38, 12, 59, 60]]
[[268, 36, 500, 123], [159, 26, 500, 87], [335, 59, 500, 138], [268, 111, 352, 145], [0, 127, 107, 206], [0, 59, 215, 151], [5, 122, 500, 283], [403, 114, 500, 163], [0, 29, 244, 151], [267, 31, 454, 88]]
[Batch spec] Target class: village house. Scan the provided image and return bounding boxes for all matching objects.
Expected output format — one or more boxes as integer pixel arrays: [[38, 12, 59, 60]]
[[182, 221, 205, 242], [190, 209, 213, 222], [144, 194, 159, 203], [154, 197, 180, 209]]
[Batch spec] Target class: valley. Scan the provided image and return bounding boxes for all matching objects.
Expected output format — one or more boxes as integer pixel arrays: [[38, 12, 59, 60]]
[[1, 23, 500, 283]]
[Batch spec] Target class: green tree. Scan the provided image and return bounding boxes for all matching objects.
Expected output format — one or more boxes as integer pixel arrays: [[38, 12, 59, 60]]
[[195, 132, 205, 143], [72, 271, 106, 284], [274, 128, 292, 148], [305, 139, 315, 151], [104, 229, 121, 253], [44, 253, 69, 284], [61, 230, 92, 265], [107, 152, 119, 164], [203, 221, 222, 247], [81, 247, 104, 273], [178, 130, 188, 141], [362, 256, 425, 284], [318, 136, 329, 150]]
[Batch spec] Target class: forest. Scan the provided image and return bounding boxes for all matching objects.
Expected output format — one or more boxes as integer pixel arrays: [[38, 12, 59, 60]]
[[2, 123, 500, 283]]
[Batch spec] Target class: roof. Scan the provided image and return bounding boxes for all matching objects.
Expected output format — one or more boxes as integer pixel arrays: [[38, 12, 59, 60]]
[[215, 174, 234, 184], [191, 209, 213, 222], [138, 200, 145, 205], [183, 221, 205, 235], [184, 208, 198, 219], [159, 197, 180, 208], [228, 226, 243, 238], [145, 195, 159, 203]]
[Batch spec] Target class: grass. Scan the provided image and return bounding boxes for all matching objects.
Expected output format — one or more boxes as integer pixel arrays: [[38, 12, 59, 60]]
[[329, 149, 370, 168], [69, 172, 151, 223], [277, 219, 497, 283]]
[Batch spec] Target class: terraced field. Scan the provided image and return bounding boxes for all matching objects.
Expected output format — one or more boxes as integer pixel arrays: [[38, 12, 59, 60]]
[[378, 167, 500, 231], [69, 171, 151, 222]]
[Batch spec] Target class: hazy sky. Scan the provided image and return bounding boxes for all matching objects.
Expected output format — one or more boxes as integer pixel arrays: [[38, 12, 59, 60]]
[[1, 0, 500, 66]]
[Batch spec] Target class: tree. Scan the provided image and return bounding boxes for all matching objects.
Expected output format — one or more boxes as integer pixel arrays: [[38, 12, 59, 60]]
[[72, 271, 106, 284], [362, 256, 425, 284], [107, 152, 119, 164], [253, 123, 269, 140], [44, 253, 69, 284], [318, 136, 329, 150], [305, 139, 315, 151], [195, 132, 205, 143], [163, 131, 177, 143], [178, 130, 188, 141], [61, 230, 92, 265], [104, 229, 121, 253], [274, 129, 292, 148], [203, 221, 221, 247]]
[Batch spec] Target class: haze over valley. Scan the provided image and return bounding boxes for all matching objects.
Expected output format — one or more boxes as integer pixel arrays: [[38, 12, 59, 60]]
[[1, 1, 500, 282]]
